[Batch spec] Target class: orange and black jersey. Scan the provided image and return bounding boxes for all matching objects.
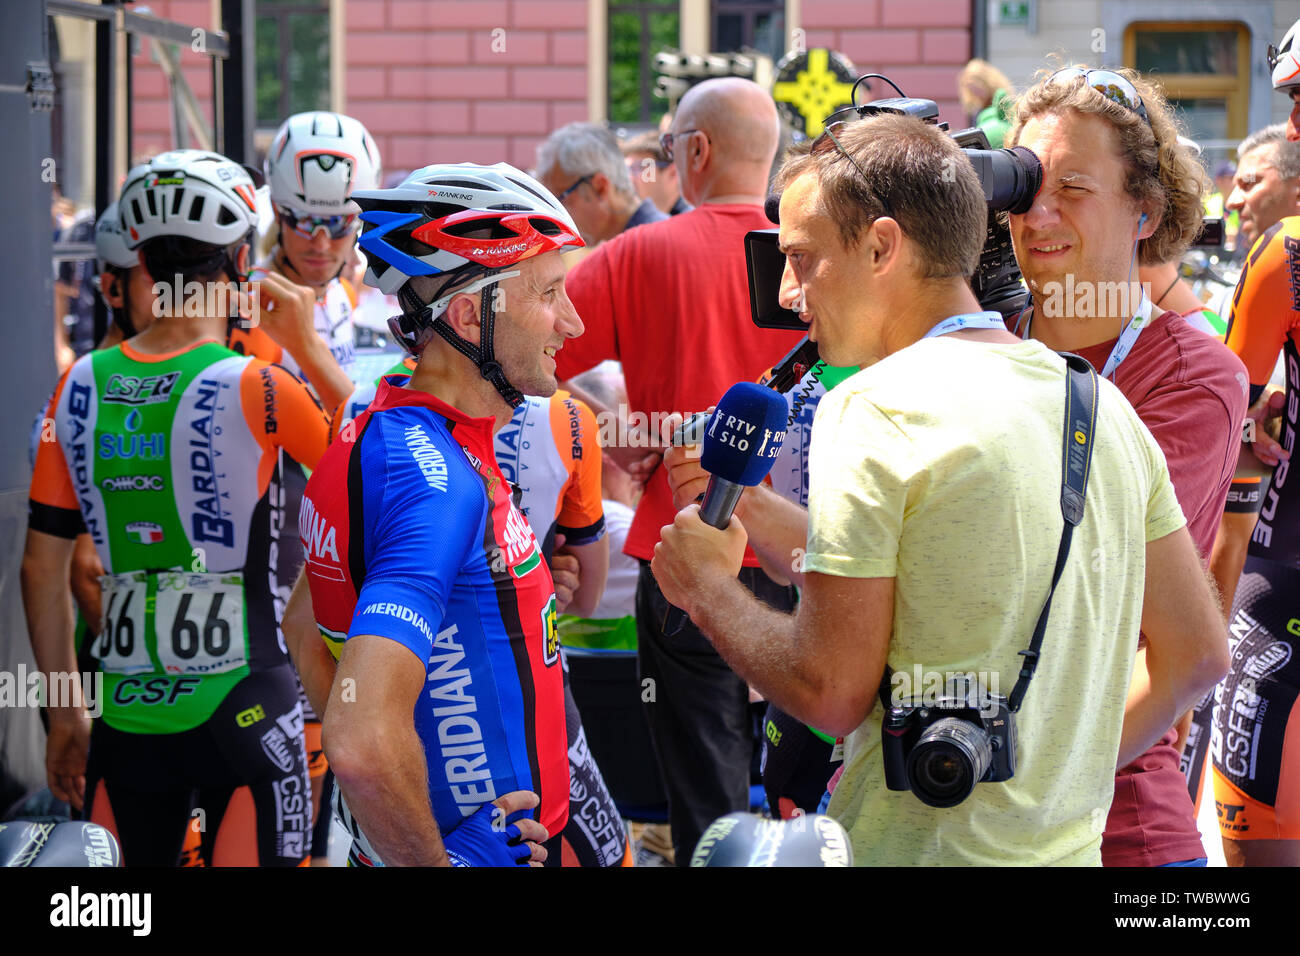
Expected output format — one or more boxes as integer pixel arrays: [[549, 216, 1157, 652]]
[[1224, 217, 1300, 566]]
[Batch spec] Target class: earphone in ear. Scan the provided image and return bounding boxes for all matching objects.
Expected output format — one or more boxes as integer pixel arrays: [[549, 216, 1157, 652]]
[[1138, 212, 1148, 229]]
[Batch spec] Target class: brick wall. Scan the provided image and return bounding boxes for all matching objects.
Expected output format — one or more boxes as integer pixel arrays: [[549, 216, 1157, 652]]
[[801, 0, 971, 130], [127, 1, 972, 172], [346, 0, 589, 175], [127, 0, 216, 162]]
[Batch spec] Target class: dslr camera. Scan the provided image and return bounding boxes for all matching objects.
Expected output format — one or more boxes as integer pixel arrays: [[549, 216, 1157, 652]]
[[881, 674, 1017, 808], [746, 79, 1044, 331]]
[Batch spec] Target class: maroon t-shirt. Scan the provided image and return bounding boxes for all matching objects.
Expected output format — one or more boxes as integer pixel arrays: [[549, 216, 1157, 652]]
[[1074, 310, 1248, 866]]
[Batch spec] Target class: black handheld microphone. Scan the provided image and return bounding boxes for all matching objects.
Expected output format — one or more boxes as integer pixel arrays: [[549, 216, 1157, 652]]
[[661, 382, 789, 636]]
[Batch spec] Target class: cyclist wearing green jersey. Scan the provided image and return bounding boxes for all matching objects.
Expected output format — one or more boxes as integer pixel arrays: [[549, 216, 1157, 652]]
[[23, 149, 332, 866]]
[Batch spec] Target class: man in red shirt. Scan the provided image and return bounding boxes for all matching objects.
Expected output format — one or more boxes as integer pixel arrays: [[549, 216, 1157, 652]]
[[1006, 67, 1248, 865], [556, 77, 806, 862]]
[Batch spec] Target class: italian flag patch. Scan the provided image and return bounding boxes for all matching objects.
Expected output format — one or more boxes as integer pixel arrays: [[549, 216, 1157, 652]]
[[125, 521, 164, 544]]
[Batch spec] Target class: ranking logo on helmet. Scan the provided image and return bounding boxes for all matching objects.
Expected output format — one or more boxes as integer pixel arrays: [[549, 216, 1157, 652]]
[[474, 242, 530, 260]]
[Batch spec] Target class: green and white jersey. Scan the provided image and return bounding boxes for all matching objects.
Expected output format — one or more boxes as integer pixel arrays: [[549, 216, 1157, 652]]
[[30, 339, 330, 732]]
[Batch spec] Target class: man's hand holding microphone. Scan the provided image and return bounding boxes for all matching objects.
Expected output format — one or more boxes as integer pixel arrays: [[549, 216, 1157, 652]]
[[652, 383, 788, 629]]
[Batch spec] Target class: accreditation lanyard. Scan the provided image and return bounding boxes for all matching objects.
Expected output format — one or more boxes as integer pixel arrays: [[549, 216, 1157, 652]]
[[922, 311, 1008, 339], [1017, 298, 1156, 380]]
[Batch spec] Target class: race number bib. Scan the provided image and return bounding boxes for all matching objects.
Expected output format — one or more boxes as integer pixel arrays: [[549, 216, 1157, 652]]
[[95, 571, 249, 675], [153, 572, 248, 675], [94, 573, 154, 675]]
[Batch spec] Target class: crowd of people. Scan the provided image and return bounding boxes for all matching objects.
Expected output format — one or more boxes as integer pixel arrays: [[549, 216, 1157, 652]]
[[18, 22, 1300, 868]]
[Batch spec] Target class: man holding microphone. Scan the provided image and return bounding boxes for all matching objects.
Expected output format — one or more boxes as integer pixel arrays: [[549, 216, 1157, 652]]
[[652, 112, 1227, 864]]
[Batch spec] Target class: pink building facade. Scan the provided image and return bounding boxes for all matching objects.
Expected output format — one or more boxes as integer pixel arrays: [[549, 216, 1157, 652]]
[[130, 1, 972, 171]]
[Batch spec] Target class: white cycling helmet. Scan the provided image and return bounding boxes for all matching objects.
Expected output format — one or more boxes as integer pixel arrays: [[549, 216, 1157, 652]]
[[352, 162, 583, 296], [118, 149, 259, 250], [1270, 19, 1300, 93], [95, 202, 136, 272], [351, 162, 584, 406], [264, 111, 382, 216]]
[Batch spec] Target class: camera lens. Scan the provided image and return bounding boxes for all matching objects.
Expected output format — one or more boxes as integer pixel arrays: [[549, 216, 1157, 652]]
[[961, 146, 1043, 215], [906, 717, 993, 808]]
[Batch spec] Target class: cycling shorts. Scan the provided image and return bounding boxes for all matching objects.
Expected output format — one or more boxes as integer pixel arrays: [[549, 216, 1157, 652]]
[[1211, 559, 1300, 840], [760, 704, 842, 819], [85, 665, 310, 866], [546, 664, 631, 867]]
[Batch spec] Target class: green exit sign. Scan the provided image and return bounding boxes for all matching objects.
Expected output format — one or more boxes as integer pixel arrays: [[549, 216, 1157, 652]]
[[999, 1, 1030, 24]]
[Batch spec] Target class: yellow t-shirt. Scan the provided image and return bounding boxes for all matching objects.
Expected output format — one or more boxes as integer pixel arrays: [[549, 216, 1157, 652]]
[[806, 337, 1186, 866]]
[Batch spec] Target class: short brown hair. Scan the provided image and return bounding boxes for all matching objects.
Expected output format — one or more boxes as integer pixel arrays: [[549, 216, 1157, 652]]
[[1008, 66, 1206, 265], [774, 113, 986, 279], [620, 129, 670, 166]]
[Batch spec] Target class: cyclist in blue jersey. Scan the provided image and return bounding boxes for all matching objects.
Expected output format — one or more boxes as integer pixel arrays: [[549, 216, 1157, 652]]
[[294, 163, 585, 865]]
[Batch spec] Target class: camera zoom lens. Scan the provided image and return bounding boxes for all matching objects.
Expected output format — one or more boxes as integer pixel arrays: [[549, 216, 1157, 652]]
[[906, 718, 992, 808]]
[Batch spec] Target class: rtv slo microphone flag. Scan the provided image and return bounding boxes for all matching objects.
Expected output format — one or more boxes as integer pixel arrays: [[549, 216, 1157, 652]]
[[662, 382, 788, 634]]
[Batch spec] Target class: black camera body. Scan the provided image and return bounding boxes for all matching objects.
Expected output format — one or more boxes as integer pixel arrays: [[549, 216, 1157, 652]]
[[881, 675, 1017, 808], [745, 86, 1043, 332]]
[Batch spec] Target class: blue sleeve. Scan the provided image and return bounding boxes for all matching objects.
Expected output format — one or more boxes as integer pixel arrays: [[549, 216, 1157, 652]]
[[349, 413, 485, 663]]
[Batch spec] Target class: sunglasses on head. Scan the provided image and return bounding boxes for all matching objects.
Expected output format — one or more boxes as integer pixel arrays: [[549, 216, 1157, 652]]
[[1048, 68, 1150, 126], [275, 204, 359, 240], [810, 120, 894, 218]]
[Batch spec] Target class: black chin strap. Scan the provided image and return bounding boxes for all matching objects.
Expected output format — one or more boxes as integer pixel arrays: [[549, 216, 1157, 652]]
[[392, 278, 525, 408], [224, 235, 256, 336], [111, 269, 136, 338]]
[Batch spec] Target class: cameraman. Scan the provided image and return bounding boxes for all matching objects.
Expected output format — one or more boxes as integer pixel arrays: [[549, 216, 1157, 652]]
[[1006, 67, 1248, 866], [651, 113, 1227, 865]]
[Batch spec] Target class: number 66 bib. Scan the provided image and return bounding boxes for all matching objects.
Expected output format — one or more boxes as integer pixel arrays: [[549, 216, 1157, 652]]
[[97, 571, 249, 675]]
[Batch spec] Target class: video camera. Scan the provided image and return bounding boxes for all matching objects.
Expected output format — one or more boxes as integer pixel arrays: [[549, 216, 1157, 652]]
[[745, 79, 1044, 337]]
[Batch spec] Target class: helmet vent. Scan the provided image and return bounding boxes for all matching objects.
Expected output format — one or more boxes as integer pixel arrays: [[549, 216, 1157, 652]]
[[506, 176, 552, 205], [216, 205, 238, 226], [130, 198, 143, 223], [145, 189, 158, 218], [171, 190, 185, 216], [188, 195, 206, 223], [434, 179, 489, 190]]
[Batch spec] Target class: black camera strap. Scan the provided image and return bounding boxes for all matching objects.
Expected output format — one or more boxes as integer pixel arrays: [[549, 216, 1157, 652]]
[[1007, 352, 1097, 712], [875, 353, 1098, 713]]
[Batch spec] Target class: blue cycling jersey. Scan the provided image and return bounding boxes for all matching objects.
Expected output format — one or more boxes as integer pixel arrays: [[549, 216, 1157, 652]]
[[301, 376, 569, 838]]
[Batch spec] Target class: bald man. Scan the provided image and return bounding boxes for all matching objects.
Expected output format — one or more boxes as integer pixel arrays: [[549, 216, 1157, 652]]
[[555, 77, 807, 863]]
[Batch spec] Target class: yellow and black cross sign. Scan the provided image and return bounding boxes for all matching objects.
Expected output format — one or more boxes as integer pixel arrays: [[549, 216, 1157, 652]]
[[772, 48, 859, 138]]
